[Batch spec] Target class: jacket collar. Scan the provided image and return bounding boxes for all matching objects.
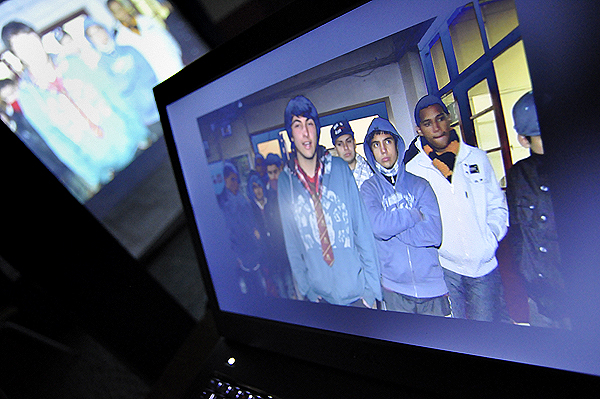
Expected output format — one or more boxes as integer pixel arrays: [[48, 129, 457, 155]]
[[410, 134, 470, 165]]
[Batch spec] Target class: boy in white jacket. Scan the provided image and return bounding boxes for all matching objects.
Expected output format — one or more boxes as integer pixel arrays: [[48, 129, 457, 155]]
[[404, 95, 508, 321]]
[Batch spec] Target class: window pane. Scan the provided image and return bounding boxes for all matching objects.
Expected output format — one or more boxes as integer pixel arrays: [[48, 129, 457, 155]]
[[486, 149, 506, 186], [493, 40, 533, 165], [480, 0, 519, 48], [468, 79, 500, 151], [449, 3, 485, 73], [473, 110, 500, 151], [468, 80, 493, 114], [431, 37, 451, 89], [257, 139, 282, 158], [441, 92, 463, 139]]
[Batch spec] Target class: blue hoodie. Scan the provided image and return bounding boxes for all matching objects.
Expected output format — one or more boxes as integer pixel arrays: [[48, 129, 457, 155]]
[[278, 147, 382, 306], [84, 18, 159, 126], [361, 118, 447, 299]]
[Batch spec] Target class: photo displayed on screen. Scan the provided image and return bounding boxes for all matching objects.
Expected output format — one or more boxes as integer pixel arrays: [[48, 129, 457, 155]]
[[192, 0, 568, 329], [0, 0, 207, 203]]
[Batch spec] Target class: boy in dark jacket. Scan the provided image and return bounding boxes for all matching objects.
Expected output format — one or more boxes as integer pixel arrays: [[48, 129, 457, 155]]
[[219, 163, 265, 296], [505, 92, 568, 328], [361, 117, 450, 316]]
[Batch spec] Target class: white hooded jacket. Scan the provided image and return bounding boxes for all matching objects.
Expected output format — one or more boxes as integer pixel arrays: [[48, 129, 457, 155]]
[[404, 136, 508, 278]]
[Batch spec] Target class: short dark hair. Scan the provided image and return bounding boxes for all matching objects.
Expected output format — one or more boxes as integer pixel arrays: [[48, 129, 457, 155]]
[[223, 162, 238, 179], [284, 95, 321, 141], [2, 21, 35, 51], [265, 153, 283, 168], [0, 78, 17, 91], [414, 94, 450, 126]]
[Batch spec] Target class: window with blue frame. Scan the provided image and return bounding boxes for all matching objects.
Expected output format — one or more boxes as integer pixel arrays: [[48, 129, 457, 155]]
[[419, 0, 534, 186]]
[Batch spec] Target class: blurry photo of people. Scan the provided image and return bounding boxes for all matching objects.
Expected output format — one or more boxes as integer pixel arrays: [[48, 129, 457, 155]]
[[1, 21, 150, 197], [107, 0, 183, 82], [84, 18, 161, 138]]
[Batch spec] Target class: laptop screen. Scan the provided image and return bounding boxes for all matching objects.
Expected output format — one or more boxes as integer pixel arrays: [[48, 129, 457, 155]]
[[156, 0, 600, 391]]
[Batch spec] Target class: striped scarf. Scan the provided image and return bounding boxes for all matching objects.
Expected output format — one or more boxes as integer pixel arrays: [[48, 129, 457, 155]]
[[294, 157, 334, 266], [421, 130, 459, 182]]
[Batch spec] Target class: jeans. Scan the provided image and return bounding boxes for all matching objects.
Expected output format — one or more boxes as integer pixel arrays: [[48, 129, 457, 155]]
[[443, 267, 501, 321]]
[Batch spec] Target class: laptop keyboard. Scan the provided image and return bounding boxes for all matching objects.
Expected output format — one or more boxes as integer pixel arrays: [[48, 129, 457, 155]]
[[196, 376, 279, 399]]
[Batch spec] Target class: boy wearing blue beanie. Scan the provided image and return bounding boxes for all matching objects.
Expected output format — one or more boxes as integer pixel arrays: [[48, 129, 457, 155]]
[[505, 92, 568, 327]]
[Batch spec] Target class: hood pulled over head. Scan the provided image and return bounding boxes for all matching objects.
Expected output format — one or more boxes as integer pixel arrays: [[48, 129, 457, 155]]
[[364, 117, 405, 177]]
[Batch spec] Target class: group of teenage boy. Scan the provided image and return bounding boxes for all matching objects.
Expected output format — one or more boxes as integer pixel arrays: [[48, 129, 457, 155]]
[[223, 92, 565, 326]]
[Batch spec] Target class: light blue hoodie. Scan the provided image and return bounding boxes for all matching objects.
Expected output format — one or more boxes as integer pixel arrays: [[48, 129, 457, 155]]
[[278, 147, 382, 306], [361, 118, 447, 299], [84, 18, 159, 126]]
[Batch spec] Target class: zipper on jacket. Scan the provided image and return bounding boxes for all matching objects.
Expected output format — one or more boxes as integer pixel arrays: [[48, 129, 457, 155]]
[[419, 158, 455, 194]]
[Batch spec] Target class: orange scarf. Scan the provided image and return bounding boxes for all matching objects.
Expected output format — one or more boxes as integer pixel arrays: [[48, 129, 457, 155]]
[[421, 130, 459, 182]]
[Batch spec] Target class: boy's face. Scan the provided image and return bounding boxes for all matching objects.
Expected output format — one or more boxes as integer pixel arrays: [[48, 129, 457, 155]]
[[370, 132, 397, 169], [108, 1, 135, 26], [255, 158, 266, 176], [290, 115, 318, 162], [252, 182, 264, 201], [529, 136, 544, 155], [267, 164, 281, 182], [224, 173, 239, 195], [518, 134, 544, 155], [86, 25, 115, 53], [334, 134, 356, 164], [0, 82, 18, 104], [417, 104, 452, 151]]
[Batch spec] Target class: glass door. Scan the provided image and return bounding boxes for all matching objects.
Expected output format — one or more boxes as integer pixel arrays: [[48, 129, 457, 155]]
[[453, 66, 510, 185]]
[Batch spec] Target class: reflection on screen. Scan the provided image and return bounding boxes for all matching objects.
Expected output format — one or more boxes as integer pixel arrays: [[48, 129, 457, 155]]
[[0, 0, 207, 204]]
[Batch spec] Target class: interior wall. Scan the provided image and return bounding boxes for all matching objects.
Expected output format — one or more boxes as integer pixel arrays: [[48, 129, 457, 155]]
[[236, 50, 427, 155]]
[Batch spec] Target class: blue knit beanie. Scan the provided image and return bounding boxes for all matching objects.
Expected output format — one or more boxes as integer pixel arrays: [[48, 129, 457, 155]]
[[512, 92, 541, 136], [414, 95, 450, 126]]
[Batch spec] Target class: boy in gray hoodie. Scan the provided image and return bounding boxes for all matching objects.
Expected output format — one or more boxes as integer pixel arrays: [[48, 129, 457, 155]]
[[361, 117, 450, 316]]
